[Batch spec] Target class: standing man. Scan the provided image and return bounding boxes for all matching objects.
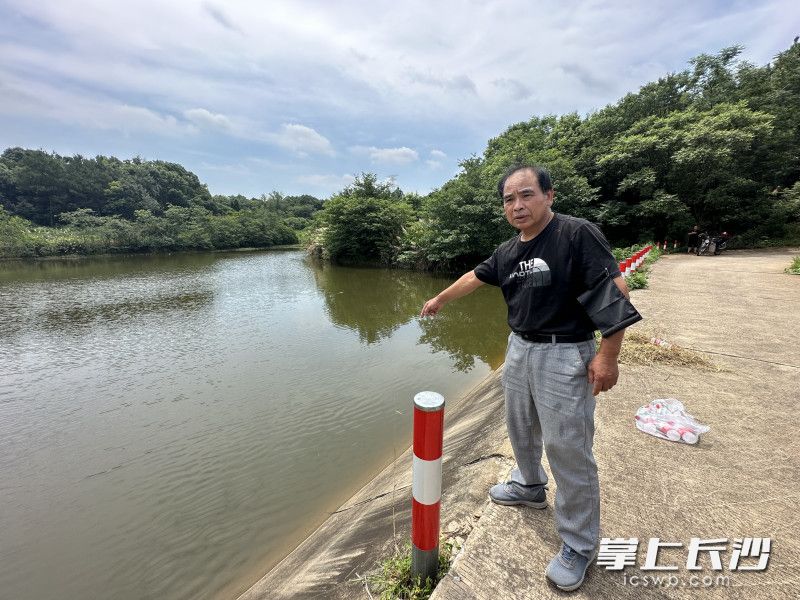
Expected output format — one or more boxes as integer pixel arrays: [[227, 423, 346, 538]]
[[420, 165, 641, 592], [687, 225, 699, 254]]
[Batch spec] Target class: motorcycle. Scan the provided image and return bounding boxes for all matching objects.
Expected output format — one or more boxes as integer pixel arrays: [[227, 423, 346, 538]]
[[696, 232, 729, 256]]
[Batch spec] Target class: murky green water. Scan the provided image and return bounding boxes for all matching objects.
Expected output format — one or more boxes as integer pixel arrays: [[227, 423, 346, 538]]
[[0, 250, 508, 600]]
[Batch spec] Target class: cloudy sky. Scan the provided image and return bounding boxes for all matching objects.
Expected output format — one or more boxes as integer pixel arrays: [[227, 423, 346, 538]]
[[1, 0, 797, 198]]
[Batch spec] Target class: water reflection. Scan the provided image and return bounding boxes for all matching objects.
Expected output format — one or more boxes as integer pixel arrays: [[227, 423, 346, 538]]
[[417, 289, 509, 371], [309, 260, 509, 371], [1, 254, 220, 340], [0, 252, 220, 284], [310, 262, 430, 344], [40, 291, 215, 330]]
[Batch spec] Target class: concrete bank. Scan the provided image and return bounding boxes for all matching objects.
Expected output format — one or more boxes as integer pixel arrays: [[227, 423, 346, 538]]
[[237, 364, 514, 599], [239, 248, 800, 600]]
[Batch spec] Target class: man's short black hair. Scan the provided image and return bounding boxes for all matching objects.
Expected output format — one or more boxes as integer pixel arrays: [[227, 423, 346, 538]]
[[497, 164, 553, 198]]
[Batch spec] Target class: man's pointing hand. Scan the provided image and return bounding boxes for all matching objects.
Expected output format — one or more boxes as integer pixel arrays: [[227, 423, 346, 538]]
[[420, 296, 444, 317]]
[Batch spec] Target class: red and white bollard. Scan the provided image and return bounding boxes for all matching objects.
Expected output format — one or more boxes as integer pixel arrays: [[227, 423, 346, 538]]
[[411, 391, 444, 582], [621, 245, 658, 278]]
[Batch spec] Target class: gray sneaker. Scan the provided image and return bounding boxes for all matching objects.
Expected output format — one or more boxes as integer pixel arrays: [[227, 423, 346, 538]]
[[545, 543, 595, 591], [488, 481, 547, 508]]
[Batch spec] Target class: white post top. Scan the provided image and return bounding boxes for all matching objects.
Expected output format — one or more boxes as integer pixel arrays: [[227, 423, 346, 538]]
[[414, 391, 445, 412]]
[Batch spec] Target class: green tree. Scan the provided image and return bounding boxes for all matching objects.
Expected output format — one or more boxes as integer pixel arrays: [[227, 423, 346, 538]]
[[319, 173, 413, 265], [2, 149, 69, 225], [420, 157, 507, 267], [164, 205, 213, 249], [0, 205, 35, 257], [598, 101, 773, 236]]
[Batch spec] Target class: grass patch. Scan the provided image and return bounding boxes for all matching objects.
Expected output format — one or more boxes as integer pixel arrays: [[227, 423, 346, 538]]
[[786, 256, 800, 275], [625, 269, 649, 290], [616, 331, 723, 371], [365, 541, 455, 599]]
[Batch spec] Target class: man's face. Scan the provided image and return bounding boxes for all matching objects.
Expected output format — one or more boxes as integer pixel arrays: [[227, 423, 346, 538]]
[[502, 169, 554, 237]]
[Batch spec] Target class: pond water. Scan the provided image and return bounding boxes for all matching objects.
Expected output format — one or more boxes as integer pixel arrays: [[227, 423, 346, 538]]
[[0, 250, 508, 600]]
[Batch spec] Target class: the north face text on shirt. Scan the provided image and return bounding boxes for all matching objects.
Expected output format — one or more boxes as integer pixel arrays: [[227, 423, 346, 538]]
[[509, 257, 551, 288]]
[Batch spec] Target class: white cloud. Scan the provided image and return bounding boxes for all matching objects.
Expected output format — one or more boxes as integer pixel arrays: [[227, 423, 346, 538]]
[[0, 70, 194, 137], [4, 1, 796, 131], [426, 150, 446, 169], [492, 78, 534, 101], [184, 108, 232, 130], [113, 104, 188, 135], [351, 145, 419, 165], [408, 71, 477, 95], [297, 173, 355, 189], [270, 124, 334, 157]]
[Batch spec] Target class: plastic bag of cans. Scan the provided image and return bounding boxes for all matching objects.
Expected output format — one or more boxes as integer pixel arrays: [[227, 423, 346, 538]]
[[634, 399, 710, 444]]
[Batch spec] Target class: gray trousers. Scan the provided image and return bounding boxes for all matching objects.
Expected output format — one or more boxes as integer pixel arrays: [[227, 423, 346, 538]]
[[501, 333, 600, 558]]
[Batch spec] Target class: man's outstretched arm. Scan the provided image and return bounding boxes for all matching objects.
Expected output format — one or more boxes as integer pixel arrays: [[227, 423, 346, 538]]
[[420, 270, 485, 317]]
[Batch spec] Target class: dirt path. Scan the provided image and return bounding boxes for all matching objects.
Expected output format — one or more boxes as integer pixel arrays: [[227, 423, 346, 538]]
[[634, 248, 799, 368]]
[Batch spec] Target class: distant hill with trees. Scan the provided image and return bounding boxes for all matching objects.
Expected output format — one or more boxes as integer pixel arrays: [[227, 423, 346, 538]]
[[0, 150, 322, 257]]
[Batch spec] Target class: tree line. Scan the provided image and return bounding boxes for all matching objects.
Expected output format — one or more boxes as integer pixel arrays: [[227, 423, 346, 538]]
[[312, 42, 800, 270], [0, 149, 322, 257]]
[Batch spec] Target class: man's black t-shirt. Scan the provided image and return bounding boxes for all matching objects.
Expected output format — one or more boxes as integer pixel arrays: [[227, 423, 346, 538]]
[[473, 213, 621, 335]]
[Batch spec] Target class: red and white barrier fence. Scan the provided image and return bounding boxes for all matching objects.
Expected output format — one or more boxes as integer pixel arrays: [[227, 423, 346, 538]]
[[411, 391, 445, 582], [619, 244, 654, 279]]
